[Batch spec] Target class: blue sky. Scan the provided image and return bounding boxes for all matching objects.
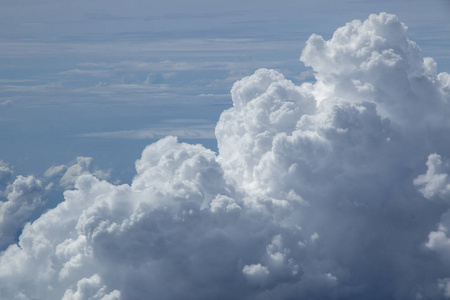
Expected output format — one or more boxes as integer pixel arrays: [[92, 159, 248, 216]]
[[1, 0, 449, 182]]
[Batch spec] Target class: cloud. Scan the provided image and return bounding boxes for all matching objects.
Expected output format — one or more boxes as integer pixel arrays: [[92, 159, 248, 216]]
[[1, 12, 450, 299], [0, 100, 13, 107], [0, 175, 45, 249], [242, 264, 270, 287], [414, 154, 450, 201], [0, 161, 13, 191], [45, 157, 111, 189], [78, 124, 216, 140], [0, 157, 110, 251], [61, 274, 121, 300]]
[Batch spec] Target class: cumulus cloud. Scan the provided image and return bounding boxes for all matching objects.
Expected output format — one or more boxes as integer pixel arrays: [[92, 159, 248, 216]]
[[414, 154, 450, 200], [0, 160, 13, 192], [1, 12, 450, 299], [0, 175, 45, 248], [45, 157, 111, 189]]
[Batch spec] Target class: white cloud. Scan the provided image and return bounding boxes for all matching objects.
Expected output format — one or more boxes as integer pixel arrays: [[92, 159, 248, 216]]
[[60, 157, 94, 189], [44, 164, 68, 179], [242, 264, 270, 286], [439, 278, 450, 298], [0, 175, 45, 249], [1, 13, 450, 299], [45, 157, 111, 189], [79, 125, 215, 140], [61, 274, 121, 300], [0, 160, 13, 191], [414, 154, 450, 200], [0, 100, 13, 107]]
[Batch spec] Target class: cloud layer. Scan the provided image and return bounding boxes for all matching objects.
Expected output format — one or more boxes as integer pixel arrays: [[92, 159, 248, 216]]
[[1, 13, 450, 299]]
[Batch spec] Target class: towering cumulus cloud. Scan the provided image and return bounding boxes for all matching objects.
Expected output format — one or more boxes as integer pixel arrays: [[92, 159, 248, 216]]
[[1, 13, 450, 299]]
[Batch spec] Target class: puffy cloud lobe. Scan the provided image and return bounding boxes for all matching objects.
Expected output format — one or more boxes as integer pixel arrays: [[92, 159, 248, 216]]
[[0, 175, 45, 248], [418, 155, 450, 270], [0, 137, 307, 299], [0, 161, 13, 192], [243, 235, 300, 289], [45, 156, 111, 189], [216, 68, 316, 200], [2, 12, 450, 300], [61, 275, 121, 300], [242, 264, 270, 287], [414, 154, 450, 270], [414, 154, 450, 200], [300, 13, 449, 127]]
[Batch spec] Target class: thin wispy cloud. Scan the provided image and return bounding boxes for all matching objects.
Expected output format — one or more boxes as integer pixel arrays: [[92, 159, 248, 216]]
[[79, 125, 216, 140]]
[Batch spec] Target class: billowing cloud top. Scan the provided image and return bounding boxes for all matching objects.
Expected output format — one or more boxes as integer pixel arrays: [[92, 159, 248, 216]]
[[1, 13, 450, 299]]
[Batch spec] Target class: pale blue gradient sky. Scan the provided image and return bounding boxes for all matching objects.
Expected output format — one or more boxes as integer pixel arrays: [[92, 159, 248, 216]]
[[0, 0, 449, 182]]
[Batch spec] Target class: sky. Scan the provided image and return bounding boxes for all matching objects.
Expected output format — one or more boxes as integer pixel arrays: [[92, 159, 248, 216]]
[[1, 0, 449, 181], [1, 0, 450, 299]]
